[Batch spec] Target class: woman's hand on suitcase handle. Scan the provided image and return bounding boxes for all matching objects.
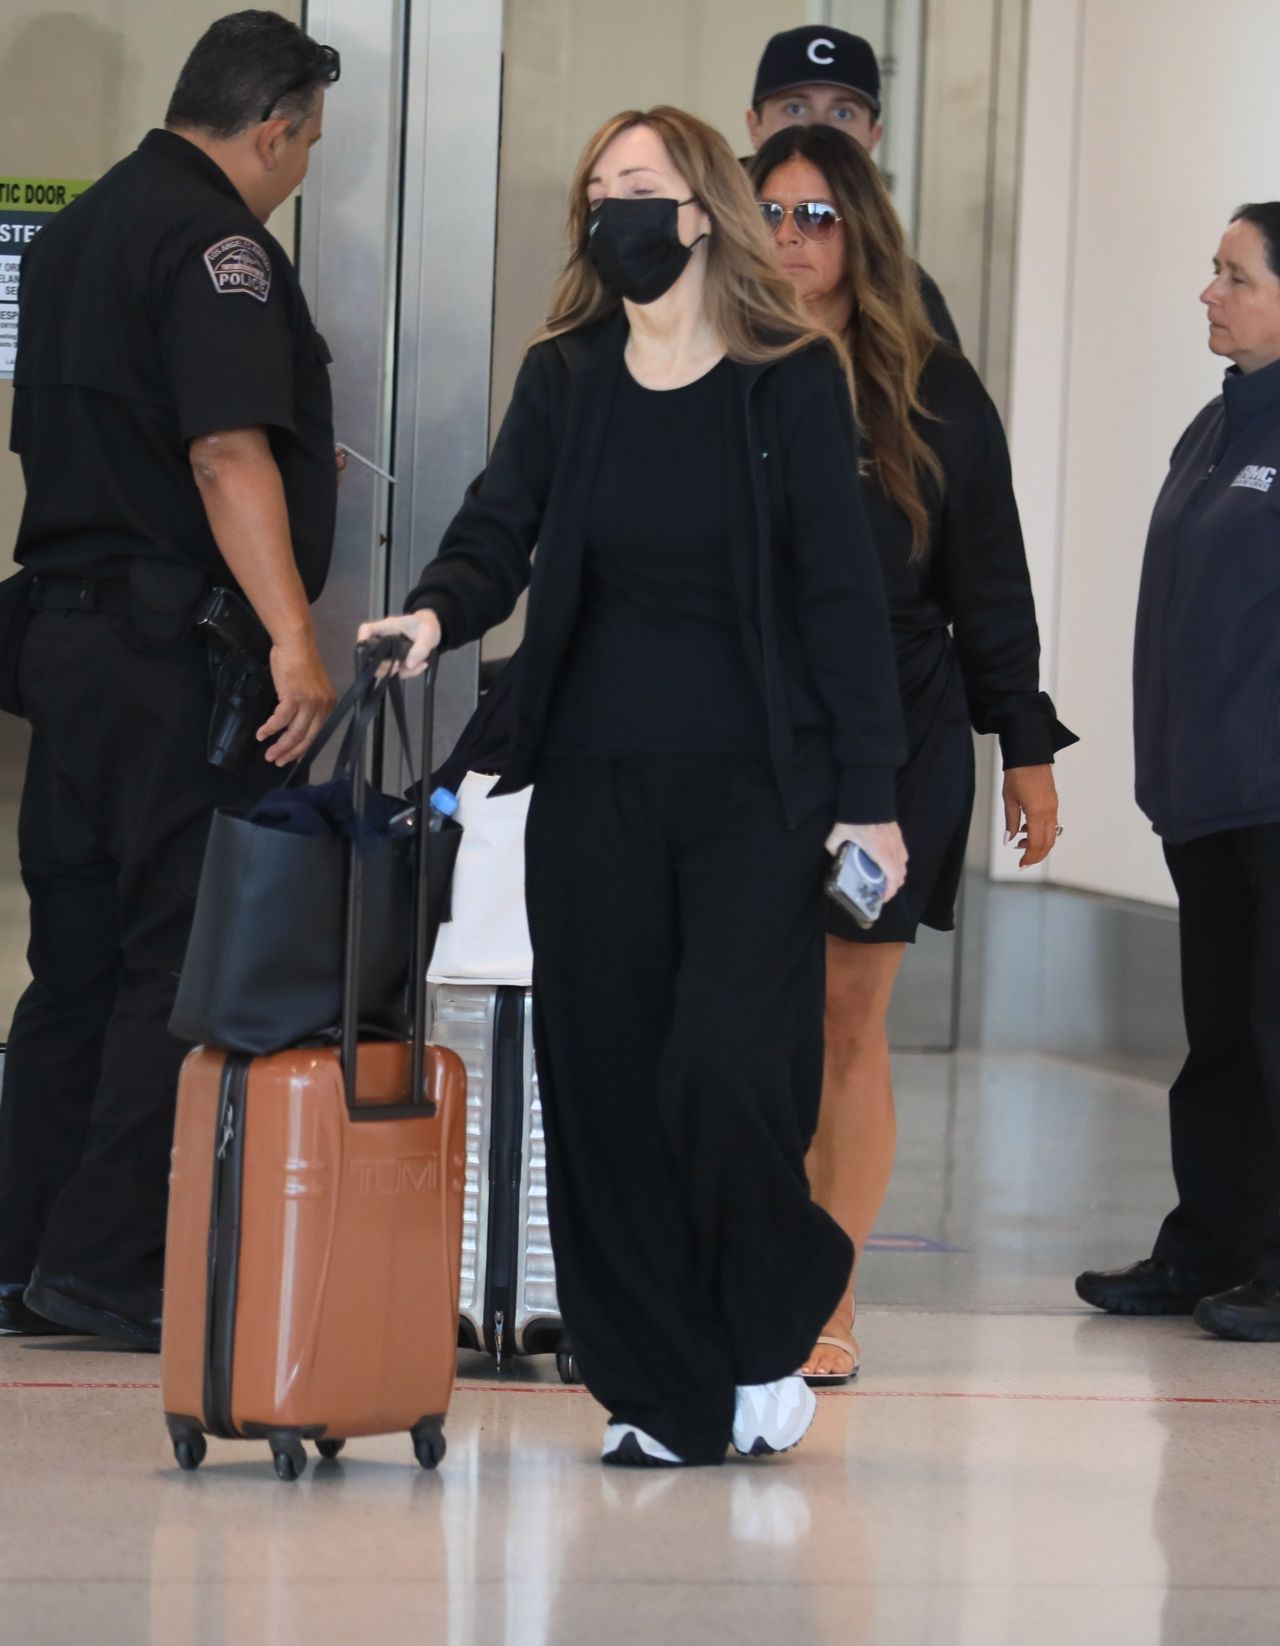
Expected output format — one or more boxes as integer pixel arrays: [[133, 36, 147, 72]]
[[356, 611, 442, 680], [825, 822, 909, 903]]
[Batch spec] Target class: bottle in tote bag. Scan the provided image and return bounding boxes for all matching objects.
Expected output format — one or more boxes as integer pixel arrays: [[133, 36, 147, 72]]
[[391, 787, 460, 839]]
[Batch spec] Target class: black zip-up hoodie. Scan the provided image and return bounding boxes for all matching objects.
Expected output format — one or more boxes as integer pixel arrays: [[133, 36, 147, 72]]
[[407, 311, 905, 825], [1134, 358, 1280, 843]]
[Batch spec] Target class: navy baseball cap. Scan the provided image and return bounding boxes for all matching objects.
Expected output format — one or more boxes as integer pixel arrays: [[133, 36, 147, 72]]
[[752, 26, 881, 115]]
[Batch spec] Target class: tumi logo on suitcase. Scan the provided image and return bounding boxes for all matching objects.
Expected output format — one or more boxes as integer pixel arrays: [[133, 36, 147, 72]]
[[348, 1156, 440, 1195]]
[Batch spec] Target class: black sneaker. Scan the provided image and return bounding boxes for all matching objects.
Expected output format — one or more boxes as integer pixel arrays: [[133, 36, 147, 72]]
[[1193, 1280, 1280, 1342], [0, 1283, 81, 1337], [24, 1272, 162, 1353], [1075, 1257, 1241, 1317]]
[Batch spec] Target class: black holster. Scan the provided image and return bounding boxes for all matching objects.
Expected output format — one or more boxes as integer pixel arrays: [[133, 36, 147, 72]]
[[194, 587, 274, 775]]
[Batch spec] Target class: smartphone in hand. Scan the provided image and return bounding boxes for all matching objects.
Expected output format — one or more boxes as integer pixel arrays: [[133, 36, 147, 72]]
[[826, 841, 888, 930]]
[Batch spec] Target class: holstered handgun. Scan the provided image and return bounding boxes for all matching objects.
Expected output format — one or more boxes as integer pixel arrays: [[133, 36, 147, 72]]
[[195, 587, 274, 774]]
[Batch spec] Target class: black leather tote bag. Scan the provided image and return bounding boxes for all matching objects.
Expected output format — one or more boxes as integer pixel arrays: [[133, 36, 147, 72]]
[[170, 645, 462, 1056]]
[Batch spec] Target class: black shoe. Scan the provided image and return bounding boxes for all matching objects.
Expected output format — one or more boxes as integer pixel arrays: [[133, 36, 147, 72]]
[[1075, 1257, 1242, 1317], [1193, 1279, 1280, 1342], [0, 1282, 82, 1337], [24, 1272, 162, 1353]]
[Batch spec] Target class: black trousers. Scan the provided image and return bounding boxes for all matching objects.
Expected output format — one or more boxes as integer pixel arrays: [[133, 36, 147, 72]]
[[0, 609, 270, 1292], [1155, 827, 1280, 1285], [525, 752, 854, 1464]]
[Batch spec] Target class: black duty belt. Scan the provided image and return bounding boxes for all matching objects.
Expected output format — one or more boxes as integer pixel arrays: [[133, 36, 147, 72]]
[[29, 577, 137, 616]]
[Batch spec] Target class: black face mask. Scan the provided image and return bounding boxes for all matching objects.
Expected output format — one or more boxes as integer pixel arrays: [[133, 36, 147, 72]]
[[583, 196, 704, 305]]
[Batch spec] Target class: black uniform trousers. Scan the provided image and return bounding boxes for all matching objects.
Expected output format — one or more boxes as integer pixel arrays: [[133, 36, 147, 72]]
[[525, 751, 854, 1465], [1155, 827, 1280, 1285], [0, 608, 270, 1292]]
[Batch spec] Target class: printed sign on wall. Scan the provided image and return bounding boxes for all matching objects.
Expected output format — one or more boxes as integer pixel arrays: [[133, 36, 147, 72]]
[[1, 178, 93, 379]]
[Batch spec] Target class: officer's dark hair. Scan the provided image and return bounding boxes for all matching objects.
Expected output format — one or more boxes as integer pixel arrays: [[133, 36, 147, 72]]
[[1232, 204, 1280, 280], [166, 11, 340, 140]]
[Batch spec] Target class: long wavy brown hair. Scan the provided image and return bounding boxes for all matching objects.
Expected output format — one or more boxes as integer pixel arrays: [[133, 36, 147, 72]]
[[532, 106, 850, 386], [749, 124, 944, 557]]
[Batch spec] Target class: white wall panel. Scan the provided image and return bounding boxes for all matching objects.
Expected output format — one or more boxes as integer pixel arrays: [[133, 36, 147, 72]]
[[1008, 0, 1280, 908]]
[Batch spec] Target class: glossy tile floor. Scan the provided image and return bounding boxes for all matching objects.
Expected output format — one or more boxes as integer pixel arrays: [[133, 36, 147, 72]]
[[2, 1051, 1278, 1646]]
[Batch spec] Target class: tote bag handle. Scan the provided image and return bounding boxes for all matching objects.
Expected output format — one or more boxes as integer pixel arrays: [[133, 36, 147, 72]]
[[339, 639, 438, 1110]]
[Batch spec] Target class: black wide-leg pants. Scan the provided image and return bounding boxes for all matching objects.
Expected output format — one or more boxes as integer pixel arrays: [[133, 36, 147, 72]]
[[524, 752, 854, 1464], [1154, 827, 1280, 1285], [0, 609, 269, 1293]]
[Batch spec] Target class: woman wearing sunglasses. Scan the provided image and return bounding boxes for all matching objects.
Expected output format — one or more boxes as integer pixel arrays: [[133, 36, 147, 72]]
[[748, 125, 1075, 1384], [360, 107, 907, 1466]]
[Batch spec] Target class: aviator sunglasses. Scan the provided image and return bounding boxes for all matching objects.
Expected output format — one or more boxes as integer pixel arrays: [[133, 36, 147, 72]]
[[757, 199, 843, 243]]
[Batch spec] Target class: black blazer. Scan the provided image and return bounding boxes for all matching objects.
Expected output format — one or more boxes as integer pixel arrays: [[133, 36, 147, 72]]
[[409, 311, 905, 825], [861, 345, 1075, 767]]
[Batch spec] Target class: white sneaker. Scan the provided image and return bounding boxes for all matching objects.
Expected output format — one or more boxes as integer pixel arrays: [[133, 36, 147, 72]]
[[732, 1376, 817, 1457], [601, 1423, 688, 1468]]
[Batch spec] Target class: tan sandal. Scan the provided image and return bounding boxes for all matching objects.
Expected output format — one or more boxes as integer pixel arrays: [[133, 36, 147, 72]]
[[799, 1301, 861, 1387]]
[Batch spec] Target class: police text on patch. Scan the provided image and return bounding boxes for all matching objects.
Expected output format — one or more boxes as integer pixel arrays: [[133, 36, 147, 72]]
[[203, 236, 272, 303]]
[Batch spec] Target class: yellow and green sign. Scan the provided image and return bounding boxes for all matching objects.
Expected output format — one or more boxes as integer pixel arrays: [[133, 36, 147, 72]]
[[1, 176, 93, 378]]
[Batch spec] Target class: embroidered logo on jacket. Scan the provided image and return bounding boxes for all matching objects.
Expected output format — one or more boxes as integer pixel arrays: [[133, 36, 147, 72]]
[[202, 235, 272, 302], [1230, 464, 1277, 493]]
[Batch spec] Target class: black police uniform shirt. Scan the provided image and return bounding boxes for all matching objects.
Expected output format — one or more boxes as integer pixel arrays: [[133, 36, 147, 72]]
[[1134, 358, 1280, 844], [10, 128, 336, 603]]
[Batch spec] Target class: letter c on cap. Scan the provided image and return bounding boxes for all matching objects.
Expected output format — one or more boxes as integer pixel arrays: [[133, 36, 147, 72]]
[[808, 37, 837, 66]]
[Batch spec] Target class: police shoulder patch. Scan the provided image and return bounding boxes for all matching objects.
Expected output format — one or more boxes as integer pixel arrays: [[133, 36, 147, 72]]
[[203, 235, 272, 302]]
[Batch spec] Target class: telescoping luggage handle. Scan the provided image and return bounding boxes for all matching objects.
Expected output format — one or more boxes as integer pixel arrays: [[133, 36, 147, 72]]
[[339, 635, 437, 1114]]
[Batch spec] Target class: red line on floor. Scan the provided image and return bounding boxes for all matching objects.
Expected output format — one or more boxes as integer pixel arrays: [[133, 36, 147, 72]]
[[0, 1381, 161, 1390], [451, 1384, 1280, 1407], [1, 1381, 1276, 1408]]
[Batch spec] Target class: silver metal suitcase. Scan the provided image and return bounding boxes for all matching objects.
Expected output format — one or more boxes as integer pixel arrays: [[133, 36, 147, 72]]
[[428, 981, 577, 1382]]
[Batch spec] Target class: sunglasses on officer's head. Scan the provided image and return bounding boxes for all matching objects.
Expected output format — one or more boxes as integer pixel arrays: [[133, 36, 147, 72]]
[[260, 43, 342, 124], [757, 200, 843, 244]]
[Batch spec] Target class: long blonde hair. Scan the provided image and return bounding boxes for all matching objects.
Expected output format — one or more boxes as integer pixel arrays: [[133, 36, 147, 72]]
[[748, 124, 944, 558], [532, 106, 850, 387]]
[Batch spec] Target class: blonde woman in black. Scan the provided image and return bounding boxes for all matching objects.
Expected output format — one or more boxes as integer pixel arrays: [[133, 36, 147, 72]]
[[749, 124, 1075, 1382], [362, 108, 907, 1466]]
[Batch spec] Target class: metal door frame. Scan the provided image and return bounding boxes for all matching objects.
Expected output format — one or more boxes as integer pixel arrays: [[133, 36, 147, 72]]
[[299, 0, 502, 768]]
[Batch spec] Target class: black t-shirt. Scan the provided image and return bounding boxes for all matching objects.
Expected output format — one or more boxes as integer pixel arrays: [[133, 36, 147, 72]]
[[545, 358, 764, 754], [10, 129, 335, 601]]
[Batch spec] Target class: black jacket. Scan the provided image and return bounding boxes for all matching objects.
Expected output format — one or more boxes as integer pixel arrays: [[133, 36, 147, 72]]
[[864, 345, 1074, 766], [408, 312, 905, 824], [916, 266, 960, 352], [1134, 359, 1280, 843]]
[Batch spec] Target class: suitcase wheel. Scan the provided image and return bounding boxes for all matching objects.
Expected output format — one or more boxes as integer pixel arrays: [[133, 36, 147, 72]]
[[316, 1438, 345, 1461], [270, 1436, 307, 1482], [556, 1351, 581, 1386], [172, 1431, 207, 1472], [411, 1419, 447, 1470]]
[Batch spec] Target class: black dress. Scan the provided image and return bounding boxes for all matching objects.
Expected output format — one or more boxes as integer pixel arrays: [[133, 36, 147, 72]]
[[829, 345, 1076, 944]]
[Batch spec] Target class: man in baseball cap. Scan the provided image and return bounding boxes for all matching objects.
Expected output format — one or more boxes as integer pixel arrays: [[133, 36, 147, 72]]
[[745, 24, 959, 347], [747, 24, 884, 154]]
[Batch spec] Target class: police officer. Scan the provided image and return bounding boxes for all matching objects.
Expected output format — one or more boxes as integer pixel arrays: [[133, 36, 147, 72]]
[[0, 11, 340, 1349], [1077, 203, 1280, 1342], [744, 25, 960, 348]]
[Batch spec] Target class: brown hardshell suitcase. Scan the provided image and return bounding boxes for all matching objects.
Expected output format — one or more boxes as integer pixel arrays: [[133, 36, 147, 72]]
[[161, 650, 466, 1480]]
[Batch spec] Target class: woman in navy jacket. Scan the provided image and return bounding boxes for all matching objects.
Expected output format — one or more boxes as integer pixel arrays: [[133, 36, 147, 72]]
[[362, 107, 909, 1463], [1078, 203, 1280, 1342]]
